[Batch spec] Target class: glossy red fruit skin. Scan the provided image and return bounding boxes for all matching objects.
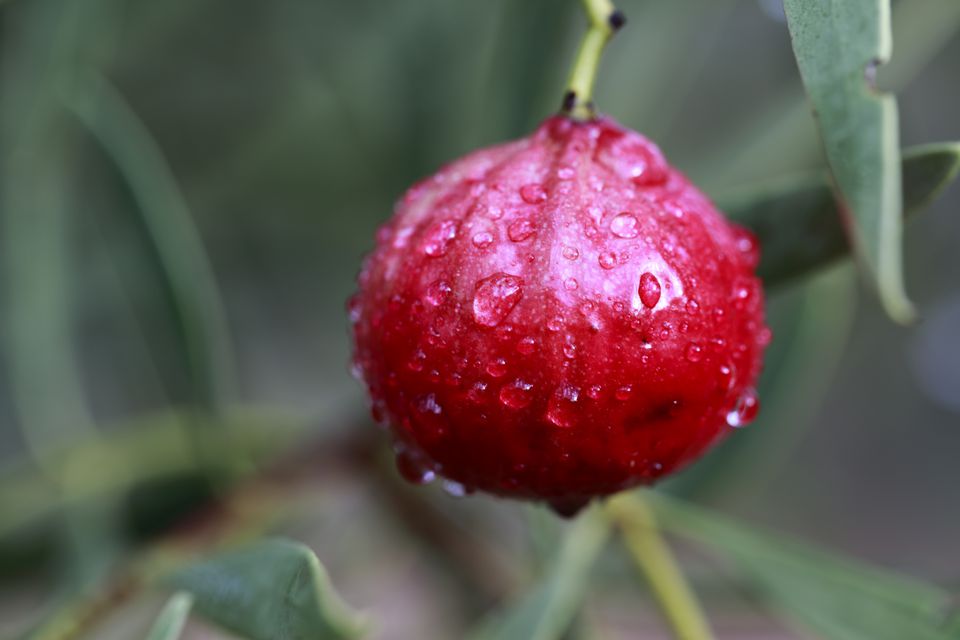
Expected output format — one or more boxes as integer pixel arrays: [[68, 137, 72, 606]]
[[349, 115, 768, 512]]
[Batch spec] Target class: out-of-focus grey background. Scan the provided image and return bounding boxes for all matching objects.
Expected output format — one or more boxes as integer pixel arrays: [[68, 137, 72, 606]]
[[1, 0, 958, 637]]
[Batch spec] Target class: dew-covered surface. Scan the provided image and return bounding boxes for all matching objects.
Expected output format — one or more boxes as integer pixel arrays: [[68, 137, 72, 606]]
[[350, 116, 769, 508]]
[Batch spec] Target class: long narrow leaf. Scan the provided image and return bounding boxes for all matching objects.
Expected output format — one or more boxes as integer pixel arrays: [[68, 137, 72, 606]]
[[647, 493, 956, 640], [145, 592, 193, 640], [466, 506, 610, 640], [719, 143, 960, 289], [65, 73, 236, 411], [783, 0, 912, 321]]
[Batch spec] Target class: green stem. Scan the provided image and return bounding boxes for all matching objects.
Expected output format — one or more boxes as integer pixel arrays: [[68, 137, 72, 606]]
[[606, 492, 715, 640], [563, 0, 625, 120]]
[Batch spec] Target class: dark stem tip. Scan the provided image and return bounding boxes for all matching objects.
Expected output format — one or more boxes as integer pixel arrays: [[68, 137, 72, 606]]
[[609, 9, 626, 31], [561, 90, 577, 113]]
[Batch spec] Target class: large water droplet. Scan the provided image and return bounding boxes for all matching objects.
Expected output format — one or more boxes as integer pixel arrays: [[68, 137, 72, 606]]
[[726, 388, 760, 428], [499, 379, 534, 409], [546, 384, 580, 428], [508, 218, 537, 242], [564, 277, 579, 291], [615, 385, 633, 401], [473, 273, 523, 327], [638, 272, 661, 309], [520, 183, 547, 204], [562, 245, 580, 261], [424, 280, 452, 306], [472, 231, 494, 249], [610, 212, 640, 238], [420, 220, 458, 257], [685, 342, 703, 363]]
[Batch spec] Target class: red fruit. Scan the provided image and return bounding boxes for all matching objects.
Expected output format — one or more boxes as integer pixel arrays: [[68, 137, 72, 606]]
[[349, 115, 768, 515]]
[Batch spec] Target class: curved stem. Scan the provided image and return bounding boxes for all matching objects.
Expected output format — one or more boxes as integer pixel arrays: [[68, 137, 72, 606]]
[[606, 492, 715, 640], [562, 0, 625, 120]]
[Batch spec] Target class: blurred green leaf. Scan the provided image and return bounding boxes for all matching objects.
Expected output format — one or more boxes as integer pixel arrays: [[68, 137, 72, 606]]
[[145, 592, 193, 640], [466, 506, 609, 640], [649, 493, 956, 640], [720, 143, 960, 289], [65, 72, 236, 412], [0, 408, 304, 543], [164, 538, 366, 640], [783, 0, 912, 322]]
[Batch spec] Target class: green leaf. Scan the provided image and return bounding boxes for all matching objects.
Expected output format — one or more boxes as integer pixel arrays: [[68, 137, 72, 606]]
[[648, 493, 956, 640], [719, 143, 960, 289], [783, 0, 912, 322], [164, 538, 367, 640], [466, 506, 610, 640], [145, 592, 193, 640], [65, 72, 236, 412]]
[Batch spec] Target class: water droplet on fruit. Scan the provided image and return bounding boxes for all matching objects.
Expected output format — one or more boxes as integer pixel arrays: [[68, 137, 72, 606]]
[[416, 393, 442, 415], [424, 280, 452, 306], [508, 218, 536, 242], [395, 449, 436, 485], [473, 273, 523, 327], [685, 342, 703, 363], [686, 299, 699, 314], [472, 231, 494, 249], [486, 358, 508, 377], [408, 349, 426, 372], [615, 385, 633, 401], [610, 212, 640, 238], [556, 166, 575, 180], [586, 384, 604, 400], [638, 272, 661, 308], [420, 219, 458, 257], [547, 316, 564, 332], [599, 252, 617, 269], [726, 388, 760, 428], [734, 228, 760, 268], [757, 326, 773, 347], [718, 363, 736, 390], [562, 245, 580, 260], [349, 361, 364, 383], [520, 183, 547, 204], [442, 479, 471, 497], [347, 295, 362, 324], [546, 384, 580, 428], [499, 379, 534, 409], [564, 277, 579, 291], [487, 205, 503, 220], [468, 381, 489, 404], [517, 336, 536, 355]]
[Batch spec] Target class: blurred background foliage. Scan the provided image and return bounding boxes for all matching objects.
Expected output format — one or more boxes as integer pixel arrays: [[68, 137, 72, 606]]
[[1, 0, 959, 637]]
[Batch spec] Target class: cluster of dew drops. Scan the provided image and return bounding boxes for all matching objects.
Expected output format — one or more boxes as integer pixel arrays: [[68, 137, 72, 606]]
[[350, 164, 769, 491]]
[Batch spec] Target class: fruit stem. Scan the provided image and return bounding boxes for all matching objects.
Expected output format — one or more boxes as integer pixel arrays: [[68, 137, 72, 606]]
[[606, 492, 716, 640], [562, 0, 625, 120]]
